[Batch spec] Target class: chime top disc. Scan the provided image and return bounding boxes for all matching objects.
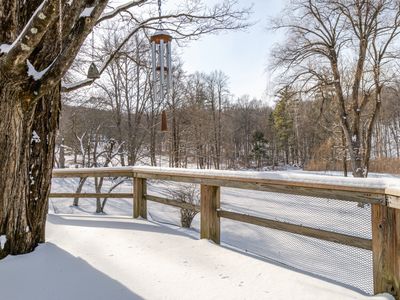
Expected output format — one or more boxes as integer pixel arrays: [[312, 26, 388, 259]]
[[150, 30, 172, 44]]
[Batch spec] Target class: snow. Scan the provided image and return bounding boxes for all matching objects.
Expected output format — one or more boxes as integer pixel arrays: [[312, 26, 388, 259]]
[[0, 235, 6, 250], [61, 78, 93, 90], [48, 171, 400, 295], [80, 7, 95, 18], [53, 166, 400, 192], [31, 130, 41, 143], [130, 166, 400, 191], [0, 215, 394, 300], [27, 59, 54, 81], [1, 168, 398, 299], [0, 0, 47, 54], [0, 43, 11, 54]]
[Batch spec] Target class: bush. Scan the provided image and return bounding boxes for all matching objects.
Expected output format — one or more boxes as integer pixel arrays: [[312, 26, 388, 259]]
[[169, 184, 200, 228]]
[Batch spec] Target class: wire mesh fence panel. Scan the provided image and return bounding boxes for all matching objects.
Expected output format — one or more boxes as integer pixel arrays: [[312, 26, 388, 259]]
[[50, 177, 133, 216], [146, 180, 201, 230], [220, 187, 373, 294], [220, 187, 372, 239], [50, 176, 375, 294], [51, 177, 132, 193]]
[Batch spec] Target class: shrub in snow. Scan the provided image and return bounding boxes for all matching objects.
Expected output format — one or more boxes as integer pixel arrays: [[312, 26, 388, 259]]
[[169, 184, 199, 228]]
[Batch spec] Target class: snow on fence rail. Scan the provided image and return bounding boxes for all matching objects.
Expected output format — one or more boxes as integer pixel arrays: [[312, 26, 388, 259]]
[[51, 166, 400, 298]]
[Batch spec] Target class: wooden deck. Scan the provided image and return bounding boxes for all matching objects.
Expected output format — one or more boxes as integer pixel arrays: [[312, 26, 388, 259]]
[[51, 166, 400, 298]]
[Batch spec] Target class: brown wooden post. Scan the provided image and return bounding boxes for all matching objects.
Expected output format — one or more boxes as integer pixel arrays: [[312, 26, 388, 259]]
[[371, 203, 399, 298], [133, 177, 147, 219], [200, 185, 220, 244]]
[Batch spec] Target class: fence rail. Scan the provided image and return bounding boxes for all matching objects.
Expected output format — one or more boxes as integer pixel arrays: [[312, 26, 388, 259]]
[[51, 166, 400, 299]]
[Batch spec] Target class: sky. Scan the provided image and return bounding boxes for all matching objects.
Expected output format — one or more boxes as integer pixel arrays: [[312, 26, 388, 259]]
[[178, 0, 286, 103], [107, 0, 286, 103]]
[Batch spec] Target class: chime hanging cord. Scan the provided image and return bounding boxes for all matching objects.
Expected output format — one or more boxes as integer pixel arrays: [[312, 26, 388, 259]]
[[91, 30, 95, 61], [158, 0, 162, 28]]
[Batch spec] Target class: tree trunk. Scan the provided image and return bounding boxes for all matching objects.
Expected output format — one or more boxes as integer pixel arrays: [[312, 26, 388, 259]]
[[59, 138, 65, 168], [0, 0, 112, 259], [171, 108, 180, 168], [341, 128, 348, 177], [95, 177, 104, 214], [73, 177, 87, 207], [0, 83, 60, 259]]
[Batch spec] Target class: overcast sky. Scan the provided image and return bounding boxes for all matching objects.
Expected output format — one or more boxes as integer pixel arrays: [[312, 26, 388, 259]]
[[178, 0, 286, 103]]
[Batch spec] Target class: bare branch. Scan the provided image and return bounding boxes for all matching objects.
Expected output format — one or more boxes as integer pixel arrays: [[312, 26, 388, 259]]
[[0, 0, 59, 72], [95, 0, 147, 25], [62, 0, 252, 93]]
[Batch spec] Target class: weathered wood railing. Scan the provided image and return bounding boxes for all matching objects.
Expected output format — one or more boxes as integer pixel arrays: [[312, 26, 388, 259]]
[[51, 166, 400, 298]]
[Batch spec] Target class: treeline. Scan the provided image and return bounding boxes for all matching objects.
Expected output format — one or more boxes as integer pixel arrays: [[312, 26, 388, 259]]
[[59, 21, 400, 174], [58, 74, 400, 174]]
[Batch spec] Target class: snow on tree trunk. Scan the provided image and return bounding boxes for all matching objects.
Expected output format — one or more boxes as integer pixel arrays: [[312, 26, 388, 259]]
[[0, 0, 109, 258], [0, 85, 60, 258]]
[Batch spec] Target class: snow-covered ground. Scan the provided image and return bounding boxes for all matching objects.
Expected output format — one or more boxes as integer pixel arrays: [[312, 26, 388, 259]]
[[2, 168, 396, 299], [45, 168, 400, 296], [50, 179, 372, 294], [0, 215, 394, 300]]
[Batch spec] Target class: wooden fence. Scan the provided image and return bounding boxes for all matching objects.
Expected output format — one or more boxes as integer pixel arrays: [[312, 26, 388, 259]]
[[51, 166, 400, 299]]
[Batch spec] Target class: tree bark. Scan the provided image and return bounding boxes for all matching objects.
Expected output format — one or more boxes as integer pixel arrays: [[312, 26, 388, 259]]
[[0, 83, 60, 259], [0, 0, 108, 258], [73, 177, 87, 207], [59, 138, 66, 168]]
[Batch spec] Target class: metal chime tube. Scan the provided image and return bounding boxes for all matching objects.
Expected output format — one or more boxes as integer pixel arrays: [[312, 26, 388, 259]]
[[151, 41, 157, 102], [159, 39, 165, 103], [167, 41, 172, 91]]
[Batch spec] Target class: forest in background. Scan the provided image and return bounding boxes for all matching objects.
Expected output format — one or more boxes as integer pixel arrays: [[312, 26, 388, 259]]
[[58, 62, 400, 175], [57, 0, 400, 177]]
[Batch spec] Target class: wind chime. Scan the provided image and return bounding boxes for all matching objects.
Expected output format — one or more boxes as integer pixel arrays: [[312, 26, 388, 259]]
[[150, 0, 173, 132], [87, 30, 100, 79]]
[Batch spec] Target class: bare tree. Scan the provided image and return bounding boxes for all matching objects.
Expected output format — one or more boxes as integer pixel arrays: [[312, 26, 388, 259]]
[[271, 0, 400, 177], [0, 0, 250, 258], [97, 30, 150, 165], [206, 71, 229, 169], [0, 0, 112, 258]]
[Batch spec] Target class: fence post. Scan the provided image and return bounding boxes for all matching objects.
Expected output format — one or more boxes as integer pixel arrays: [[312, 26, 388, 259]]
[[371, 203, 399, 298], [133, 177, 147, 219], [200, 184, 220, 244]]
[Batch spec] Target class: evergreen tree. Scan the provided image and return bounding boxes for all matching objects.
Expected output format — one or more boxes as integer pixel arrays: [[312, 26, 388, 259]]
[[272, 87, 295, 165]]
